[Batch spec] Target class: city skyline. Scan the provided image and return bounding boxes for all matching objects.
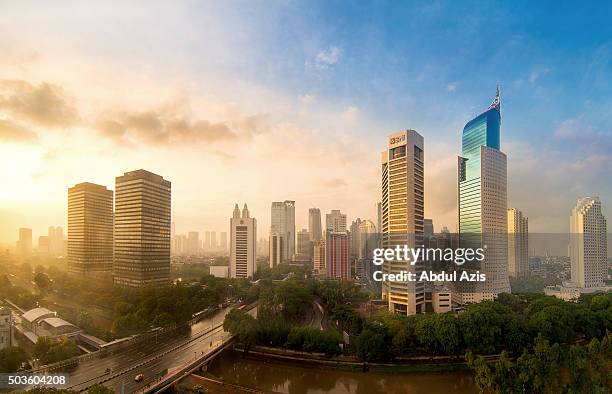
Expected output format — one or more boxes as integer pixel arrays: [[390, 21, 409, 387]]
[[1, 2, 611, 245]]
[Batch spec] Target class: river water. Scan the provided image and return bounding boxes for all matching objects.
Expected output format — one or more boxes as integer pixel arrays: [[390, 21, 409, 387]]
[[207, 350, 478, 394]]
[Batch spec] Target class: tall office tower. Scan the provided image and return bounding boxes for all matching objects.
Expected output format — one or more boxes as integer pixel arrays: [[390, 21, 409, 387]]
[[376, 202, 382, 235], [16, 228, 32, 255], [0, 307, 13, 350], [204, 231, 211, 250], [313, 239, 325, 274], [381, 129, 425, 315], [570, 197, 607, 288], [358, 220, 377, 260], [325, 231, 350, 280], [48, 226, 64, 256], [308, 208, 323, 243], [67, 182, 114, 276], [296, 229, 311, 262], [113, 170, 171, 287], [187, 232, 199, 255], [270, 201, 295, 262], [211, 231, 217, 250], [507, 208, 529, 277], [257, 237, 268, 257], [269, 233, 284, 267], [349, 218, 363, 260], [457, 87, 510, 302], [326, 210, 347, 232], [38, 236, 50, 253], [230, 204, 257, 278], [176, 234, 187, 255], [424, 219, 434, 238], [220, 232, 228, 251]]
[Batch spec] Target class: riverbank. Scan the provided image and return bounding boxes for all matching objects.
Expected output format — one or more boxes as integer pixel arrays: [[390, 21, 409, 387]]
[[206, 349, 478, 394], [234, 344, 473, 373]]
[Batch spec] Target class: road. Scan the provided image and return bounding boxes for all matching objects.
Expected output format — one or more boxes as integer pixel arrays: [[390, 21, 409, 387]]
[[63, 306, 236, 393]]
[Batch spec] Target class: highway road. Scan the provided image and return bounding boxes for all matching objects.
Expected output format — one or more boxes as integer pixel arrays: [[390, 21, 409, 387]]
[[63, 306, 236, 393]]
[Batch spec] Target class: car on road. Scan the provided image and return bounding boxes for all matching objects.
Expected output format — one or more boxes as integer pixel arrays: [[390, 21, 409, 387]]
[[134, 374, 144, 382]]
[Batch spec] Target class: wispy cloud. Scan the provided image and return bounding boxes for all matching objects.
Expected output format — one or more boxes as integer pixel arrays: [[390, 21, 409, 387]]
[[298, 94, 315, 104], [0, 119, 38, 143], [446, 82, 458, 92], [341, 106, 359, 121], [315, 46, 341, 67], [0, 79, 78, 128], [528, 68, 550, 83]]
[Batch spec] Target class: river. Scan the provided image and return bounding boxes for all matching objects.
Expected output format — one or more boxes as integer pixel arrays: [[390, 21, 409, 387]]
[[207, 350, 479, 394]]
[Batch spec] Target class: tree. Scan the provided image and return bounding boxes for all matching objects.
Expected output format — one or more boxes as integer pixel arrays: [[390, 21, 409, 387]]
[[355, 325, 392, 362], [0, 346, 30, 372], [34, 272, 52, 291]]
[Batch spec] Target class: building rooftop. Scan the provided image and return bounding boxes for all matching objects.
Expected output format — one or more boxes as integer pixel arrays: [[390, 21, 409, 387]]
[[22, 307, 54, 323], [40, 317, 79, 330]]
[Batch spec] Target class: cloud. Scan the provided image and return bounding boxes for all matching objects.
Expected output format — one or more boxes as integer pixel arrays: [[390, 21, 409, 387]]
[[316, 46, 341, 66], [446, 82, 457, 92], [554, 118, 612, 155], [0, 119, 38, 143], [96, 110, 238, 146], [0, 79, 78, 127], [341, 106, 360, 121], [528, 68, 550, 83], [298, 94, 315, 104], [320, 178, 348, 188]]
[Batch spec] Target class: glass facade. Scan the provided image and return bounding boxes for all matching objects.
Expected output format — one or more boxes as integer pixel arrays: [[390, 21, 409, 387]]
[[459, 106, 501, 238]]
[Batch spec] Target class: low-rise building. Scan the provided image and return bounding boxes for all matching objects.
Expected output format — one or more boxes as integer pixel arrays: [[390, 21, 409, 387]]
[[0, 307, 13, 350], [209, 265, 229, 278]]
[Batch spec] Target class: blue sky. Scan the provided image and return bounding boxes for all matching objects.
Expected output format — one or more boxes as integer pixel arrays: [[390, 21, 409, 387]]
[[0, 1, 611, 242]]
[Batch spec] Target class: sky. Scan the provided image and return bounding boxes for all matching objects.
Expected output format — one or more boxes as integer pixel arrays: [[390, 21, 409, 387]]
[[1, 1, 611, 246]]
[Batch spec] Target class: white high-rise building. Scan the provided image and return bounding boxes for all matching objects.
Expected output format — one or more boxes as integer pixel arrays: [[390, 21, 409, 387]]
[[507, 208, 529, 277], [231, 204, 257, 278], [326, 210, 347, 233], [381, 129, 425, 315], [570, 197, 607, 288], [270, 201, 295, 262]]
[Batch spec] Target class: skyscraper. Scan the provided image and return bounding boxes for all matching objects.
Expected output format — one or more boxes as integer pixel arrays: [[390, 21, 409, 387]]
[[313, 239, 325, 274], [113, 170, 171, 287], [325, 210, 347, 232], [296, 229, 311, 262], [349, 218, 363, 261], [48, 226, 64, 256], [204, 231, 211, 250], [457, 87, 510, 302], [16, 228, 32, 255], [269, 233, 284, 267], [570, 197, 607, 288], [187, 231, 200, 255], [230, 204, 257, 278], [381, 129, 425, 315], [67, 182, 114, 276], [220, 232, 228, 251], [507, 208, 529, 277], [308, 208, 322, 243], [210, 231, 217, 250], [270, 201, 295, 262], [325, 231, 350, 280]]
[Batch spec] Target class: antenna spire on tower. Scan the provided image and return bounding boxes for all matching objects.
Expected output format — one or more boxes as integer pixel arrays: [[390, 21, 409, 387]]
[[489, 83, 501, 112]]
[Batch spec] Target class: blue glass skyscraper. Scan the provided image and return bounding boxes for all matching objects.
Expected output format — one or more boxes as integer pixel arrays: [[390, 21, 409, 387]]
[[457, 86, 510, 301]]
